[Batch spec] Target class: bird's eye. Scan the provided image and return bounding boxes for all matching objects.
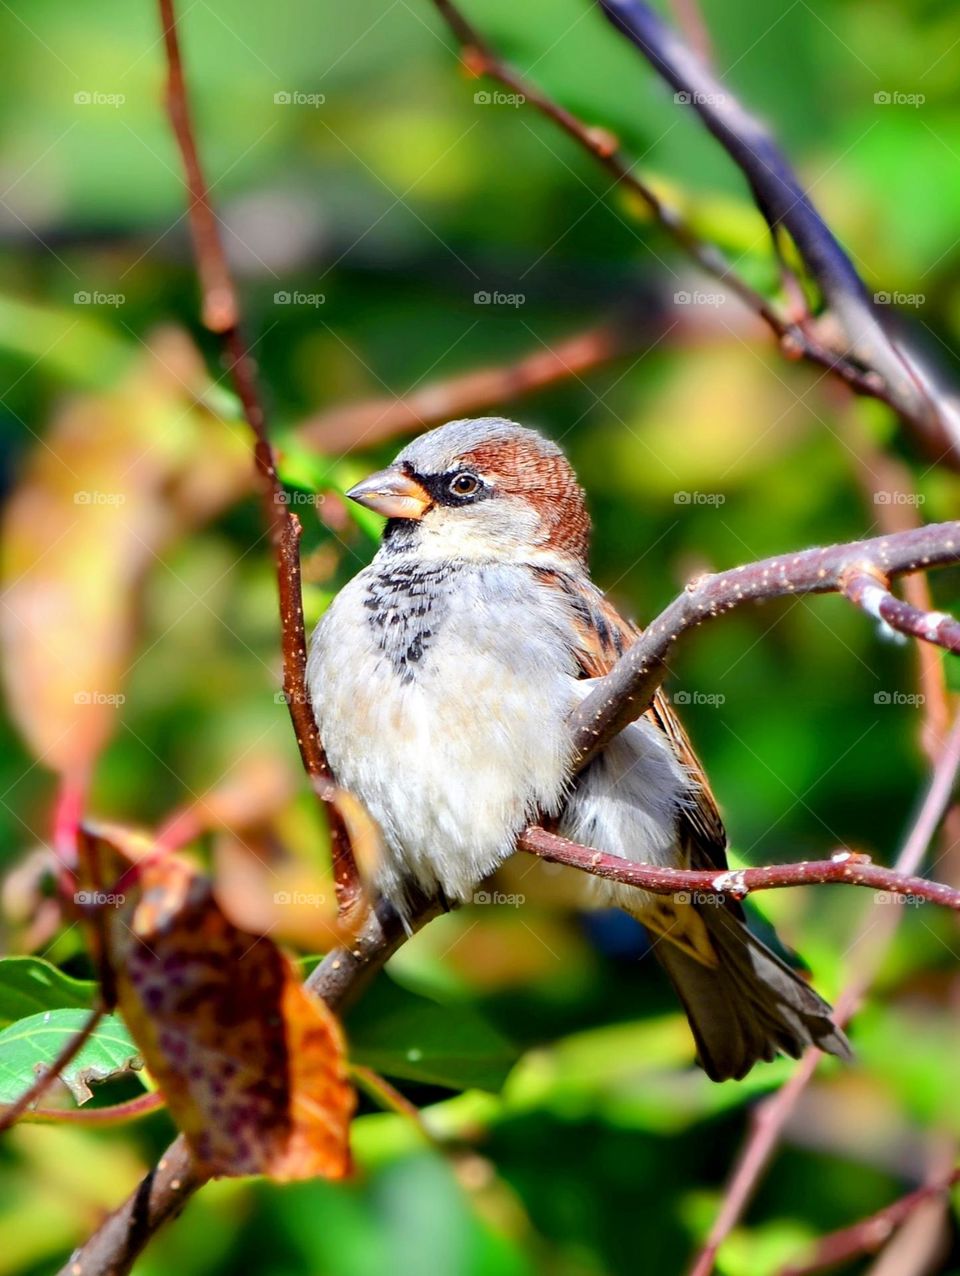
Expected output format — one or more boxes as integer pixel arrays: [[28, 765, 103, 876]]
[[448, 472, 480, 497]]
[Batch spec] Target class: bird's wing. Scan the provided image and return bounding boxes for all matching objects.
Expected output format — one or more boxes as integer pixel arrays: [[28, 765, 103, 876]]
[[537, 568, 728, 870]]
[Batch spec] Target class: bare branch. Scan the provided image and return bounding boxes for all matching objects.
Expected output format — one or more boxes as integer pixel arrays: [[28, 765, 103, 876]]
[[296, 321, 634, 452], [518, 828, 960, 912], [778, 1166, 960, 1276], [686, 708, 960, 1276], [57, 895, 433, 1276], [427, 0, 960, 466], [596, 0, 960, 460], [842, 568, 960, 655], [570, 521, 960, 767], [156, 0, 361, 917]]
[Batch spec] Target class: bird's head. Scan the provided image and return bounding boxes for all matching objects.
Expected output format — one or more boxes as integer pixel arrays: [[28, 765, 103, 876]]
[[345, 417, 590, 568]]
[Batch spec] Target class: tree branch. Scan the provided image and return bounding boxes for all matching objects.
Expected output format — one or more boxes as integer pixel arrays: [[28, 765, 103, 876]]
[[58, 895, 433, 1276], [428, 0, 960, 467], [686, 707, 960, 1276], [570, 521, 960, 767], [517, 828, 960, 912], [296, 321, 635, 453], [778, 1165, 960, 1276], [596, 0, 960, 460], [156, 0, 360, 918]]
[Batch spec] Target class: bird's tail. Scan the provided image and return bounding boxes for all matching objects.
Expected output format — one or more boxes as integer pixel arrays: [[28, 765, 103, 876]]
[[650, 902, 852, 1082]]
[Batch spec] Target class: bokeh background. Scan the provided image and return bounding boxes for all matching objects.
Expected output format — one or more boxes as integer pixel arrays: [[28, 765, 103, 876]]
[[1, 0, 960, 1272]]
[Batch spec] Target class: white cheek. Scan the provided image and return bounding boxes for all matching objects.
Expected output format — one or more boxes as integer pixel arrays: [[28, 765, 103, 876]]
[[415, 499, 542, 562]]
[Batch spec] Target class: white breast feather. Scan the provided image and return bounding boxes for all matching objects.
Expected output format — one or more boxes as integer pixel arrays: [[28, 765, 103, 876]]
[[309, 561, 580, 913]]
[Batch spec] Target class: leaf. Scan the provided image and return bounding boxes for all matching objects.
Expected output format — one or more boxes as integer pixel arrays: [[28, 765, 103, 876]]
[[0, 958, 95, 1029], [347, 975, 517, 1093], [79, 825, 354, 1180], [0, 1009, 141, 1105]]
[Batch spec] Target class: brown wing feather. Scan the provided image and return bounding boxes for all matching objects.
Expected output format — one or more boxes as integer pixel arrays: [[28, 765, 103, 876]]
[[536, 569, 728, 869]]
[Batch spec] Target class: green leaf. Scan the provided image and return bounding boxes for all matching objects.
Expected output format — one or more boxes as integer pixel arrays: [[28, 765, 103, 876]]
[[0, 958, 95, 1029], [346, 975, 517, 1093], [0, 1009, 141, 1106]]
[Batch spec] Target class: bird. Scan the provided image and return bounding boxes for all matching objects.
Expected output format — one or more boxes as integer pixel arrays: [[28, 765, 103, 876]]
[[308, 417, 851, 1081]]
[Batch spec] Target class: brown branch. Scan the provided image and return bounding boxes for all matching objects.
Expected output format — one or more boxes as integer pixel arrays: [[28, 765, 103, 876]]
[[427, 0, 960, 466], [517, 828, 960, 912], [596, 0, 960, 464], [0, 1005, 104, 1134], [685, 708, 960, 1276], [842, 569, 960, 655], [296, 321, 634, 453], [570, 521, 960, 768], [843, 415, 953, 761], [156, 0, 360, 919], [61, 896, 435, 1276], [778, 1166, 960, 1276]]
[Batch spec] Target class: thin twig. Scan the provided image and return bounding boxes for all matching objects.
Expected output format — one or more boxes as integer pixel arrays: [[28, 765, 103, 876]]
[[62, 896, 434, 1276], [596, 0, 960, 460], [686, 709, 960, 1276], [570, 521, 960, 766], [843, 415, 953, 761], [296, 321, 634, 453], [778, 1166, 960, 1276], [16, 1090, 165, 1127], [427, 0, 960, 465], [841, 569, 960, 655], [156, 0, 361, 918], [518, 828, 960, 911], [0, 1005, 104, 1135]]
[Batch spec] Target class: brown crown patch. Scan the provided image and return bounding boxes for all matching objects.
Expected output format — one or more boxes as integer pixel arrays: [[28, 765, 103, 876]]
[[461, 436, 590, 564]]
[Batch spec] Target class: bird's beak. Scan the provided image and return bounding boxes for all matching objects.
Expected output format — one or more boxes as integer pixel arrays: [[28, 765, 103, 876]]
[[345, 467, 432, 520]]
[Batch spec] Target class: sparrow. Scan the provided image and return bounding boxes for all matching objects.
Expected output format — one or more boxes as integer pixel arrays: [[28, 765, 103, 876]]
[[308, 417, 851, 1081]]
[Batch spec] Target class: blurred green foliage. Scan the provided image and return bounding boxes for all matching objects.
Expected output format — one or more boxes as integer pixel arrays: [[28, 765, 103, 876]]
[[1, 0, 960, 1273]]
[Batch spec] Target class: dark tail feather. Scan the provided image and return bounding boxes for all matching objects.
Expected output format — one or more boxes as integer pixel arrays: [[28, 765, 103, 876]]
[[653, 905, 852, 1082]]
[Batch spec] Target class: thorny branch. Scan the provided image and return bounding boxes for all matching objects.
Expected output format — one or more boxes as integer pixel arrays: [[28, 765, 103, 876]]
[[429, 0, 960, 467]]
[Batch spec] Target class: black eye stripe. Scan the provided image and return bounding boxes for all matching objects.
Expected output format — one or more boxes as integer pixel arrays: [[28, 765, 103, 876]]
[[409, 468, 492, 507]]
